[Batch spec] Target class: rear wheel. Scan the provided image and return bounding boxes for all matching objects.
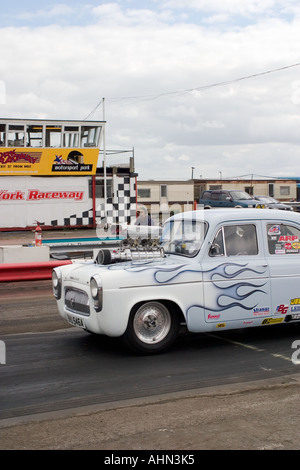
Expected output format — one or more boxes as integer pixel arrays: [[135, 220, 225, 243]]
[[123, 301, 180, 354]]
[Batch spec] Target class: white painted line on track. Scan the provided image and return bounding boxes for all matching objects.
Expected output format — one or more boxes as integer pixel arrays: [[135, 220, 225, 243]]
[[206, 333, 292, 362]]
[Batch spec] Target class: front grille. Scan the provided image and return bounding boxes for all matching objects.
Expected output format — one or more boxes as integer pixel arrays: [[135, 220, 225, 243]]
[[65, 288, 90, 315]]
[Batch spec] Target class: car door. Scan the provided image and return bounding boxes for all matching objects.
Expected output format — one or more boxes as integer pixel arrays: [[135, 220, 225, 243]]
[[220, 191, 233, 208], [210, 191, 221, 207], [199, 221, 271, 329], [264, 221, 300, 323]]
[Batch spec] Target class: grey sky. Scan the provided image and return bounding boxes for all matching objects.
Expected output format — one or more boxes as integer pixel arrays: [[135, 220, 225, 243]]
[[1, 0, 300, 180]]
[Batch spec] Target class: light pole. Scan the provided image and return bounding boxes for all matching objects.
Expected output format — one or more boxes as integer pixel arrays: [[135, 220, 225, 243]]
[[191, 166, 195, 179]]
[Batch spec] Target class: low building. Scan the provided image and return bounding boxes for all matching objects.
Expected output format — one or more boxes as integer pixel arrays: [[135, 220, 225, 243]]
[[137, 177, 298, 221], [193, 177, 297, 202], [137, 180, 195, 224]]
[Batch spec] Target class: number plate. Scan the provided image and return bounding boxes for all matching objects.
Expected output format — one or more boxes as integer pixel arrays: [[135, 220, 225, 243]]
[[67, 314, 86, 328]]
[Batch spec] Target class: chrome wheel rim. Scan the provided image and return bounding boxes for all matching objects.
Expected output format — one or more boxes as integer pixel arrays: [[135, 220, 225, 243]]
[[133, 302, 171, 344]]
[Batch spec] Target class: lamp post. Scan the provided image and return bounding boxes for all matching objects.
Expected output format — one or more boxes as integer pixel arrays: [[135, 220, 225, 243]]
[[191, 166, 195, 179]]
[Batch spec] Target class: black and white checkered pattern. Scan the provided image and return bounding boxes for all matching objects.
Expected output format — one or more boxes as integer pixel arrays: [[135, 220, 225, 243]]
[[50, 176, 136, 227], [97, 176, 136, 225]]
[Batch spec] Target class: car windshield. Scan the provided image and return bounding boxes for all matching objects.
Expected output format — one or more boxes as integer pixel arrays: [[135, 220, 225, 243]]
[[160, 218, 207, 257], [230, 191, 253, 201], [258, 196, 277, 203]]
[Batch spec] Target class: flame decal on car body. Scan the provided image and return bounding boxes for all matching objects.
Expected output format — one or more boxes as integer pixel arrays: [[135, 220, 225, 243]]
[[200, 262, 268, 311], [115, 260, 268, 314], [108, 260, 268, 312]]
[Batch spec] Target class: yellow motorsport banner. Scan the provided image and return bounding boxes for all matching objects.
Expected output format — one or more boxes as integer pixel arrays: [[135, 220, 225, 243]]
[[0, 147, 100, 176]]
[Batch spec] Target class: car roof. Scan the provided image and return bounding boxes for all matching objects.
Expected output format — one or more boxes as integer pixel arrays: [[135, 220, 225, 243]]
[[205, 189, 239, 192], [170, 208, 300, 225], [256, 196, 291, 203]]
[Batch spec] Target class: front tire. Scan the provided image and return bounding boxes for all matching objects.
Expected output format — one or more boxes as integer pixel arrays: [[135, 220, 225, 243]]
[[123, 301, 180, 354]]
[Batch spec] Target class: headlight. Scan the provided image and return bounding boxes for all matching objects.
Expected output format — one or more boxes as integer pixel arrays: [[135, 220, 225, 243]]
[[90, 274, 103, 312], [90, 278, 99, 298], [52, 268, 62, 299]]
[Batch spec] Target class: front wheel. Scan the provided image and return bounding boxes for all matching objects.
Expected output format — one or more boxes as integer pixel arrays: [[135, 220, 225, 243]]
[[123, 301, 180, 354]]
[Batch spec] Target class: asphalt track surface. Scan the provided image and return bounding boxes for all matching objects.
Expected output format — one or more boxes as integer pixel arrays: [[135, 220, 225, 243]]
[[1, 318, 299, 418]]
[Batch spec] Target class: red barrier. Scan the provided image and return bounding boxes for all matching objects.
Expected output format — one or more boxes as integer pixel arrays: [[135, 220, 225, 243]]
[[0, 260, 72, 282]]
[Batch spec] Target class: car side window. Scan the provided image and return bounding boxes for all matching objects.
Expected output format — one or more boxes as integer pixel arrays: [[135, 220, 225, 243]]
[[210, 224, 258, 257], [224, 224, 258, 256], [211, 192, 220, 201], [267, 224, 300, 254]]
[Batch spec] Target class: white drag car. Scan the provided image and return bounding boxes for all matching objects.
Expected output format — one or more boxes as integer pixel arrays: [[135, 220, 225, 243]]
[[53, 209, 300, 354]]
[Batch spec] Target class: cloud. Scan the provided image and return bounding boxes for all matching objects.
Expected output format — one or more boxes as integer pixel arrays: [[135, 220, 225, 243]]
[[1, 1, 300, 180], [156, 0, 283, 17], [16, 4, 74, 22], [92, 3, 174, 26], [178, 154, 191, 161], [164, 155, 175, 162]]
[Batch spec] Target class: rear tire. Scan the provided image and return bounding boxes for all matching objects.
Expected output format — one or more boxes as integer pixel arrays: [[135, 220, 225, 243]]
[[123, 301, 180, 354]]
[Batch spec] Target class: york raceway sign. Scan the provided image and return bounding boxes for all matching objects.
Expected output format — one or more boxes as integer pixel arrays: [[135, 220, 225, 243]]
[[0, 189, 84, 201]]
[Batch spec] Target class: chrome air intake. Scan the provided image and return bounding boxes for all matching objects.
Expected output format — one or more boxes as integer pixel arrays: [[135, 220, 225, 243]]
[[94, 238, 165, 265]]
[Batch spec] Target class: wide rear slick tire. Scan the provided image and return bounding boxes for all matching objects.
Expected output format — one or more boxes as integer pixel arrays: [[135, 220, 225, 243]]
[[123, 301, 180, 354]]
